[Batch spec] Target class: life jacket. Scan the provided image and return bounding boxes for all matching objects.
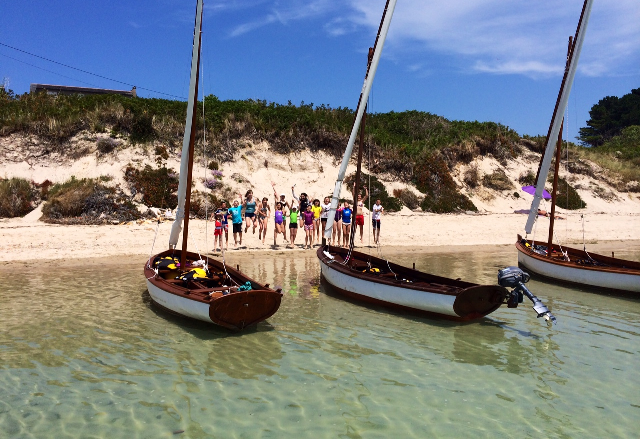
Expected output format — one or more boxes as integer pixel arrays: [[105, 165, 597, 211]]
[[155, 256, 180, 270], [362, 267, 380, 274], [177, 268, 210, 283]]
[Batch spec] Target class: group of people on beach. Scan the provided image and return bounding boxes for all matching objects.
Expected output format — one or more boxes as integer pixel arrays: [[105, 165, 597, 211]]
[[208, 183, 384, 251]]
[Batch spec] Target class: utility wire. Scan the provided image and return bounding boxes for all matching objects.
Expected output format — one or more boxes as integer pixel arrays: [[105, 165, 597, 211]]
[[0, 52, 101, 88], [0, 41, 185, 100]]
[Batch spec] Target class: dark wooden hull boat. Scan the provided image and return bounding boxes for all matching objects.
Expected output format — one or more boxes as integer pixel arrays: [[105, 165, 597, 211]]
[[318, 246, 511, 322], [143, 0, 282, 330], [145, 250, 282, 330], [516, 235, 640, 293]]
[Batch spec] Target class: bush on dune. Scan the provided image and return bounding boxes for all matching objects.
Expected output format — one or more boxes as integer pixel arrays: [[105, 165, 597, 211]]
[[0, 177, 37, 218]]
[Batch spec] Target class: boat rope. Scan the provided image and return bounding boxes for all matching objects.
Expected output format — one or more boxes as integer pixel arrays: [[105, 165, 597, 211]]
[[201, 45, 209, 263], [146, 219, 162, 270]]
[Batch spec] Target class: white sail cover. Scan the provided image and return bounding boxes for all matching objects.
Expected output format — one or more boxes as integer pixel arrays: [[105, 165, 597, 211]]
[[525, 0, 593, 234], [169, 0, 204, 248], [324, 0, 397, 240]]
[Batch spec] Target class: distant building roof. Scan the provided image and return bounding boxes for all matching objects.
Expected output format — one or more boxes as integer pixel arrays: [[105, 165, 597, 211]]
[[30, 83, 136, 97]]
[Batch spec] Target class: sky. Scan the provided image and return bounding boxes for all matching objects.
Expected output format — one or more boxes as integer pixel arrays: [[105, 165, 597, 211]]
[[1, 0, 639, 139]]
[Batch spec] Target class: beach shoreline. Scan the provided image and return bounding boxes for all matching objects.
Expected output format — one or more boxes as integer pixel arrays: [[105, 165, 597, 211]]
[[3, 210, 639, 264]]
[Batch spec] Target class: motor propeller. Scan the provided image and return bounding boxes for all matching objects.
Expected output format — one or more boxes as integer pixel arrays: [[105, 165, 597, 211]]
[[498, 266, 557, 325]]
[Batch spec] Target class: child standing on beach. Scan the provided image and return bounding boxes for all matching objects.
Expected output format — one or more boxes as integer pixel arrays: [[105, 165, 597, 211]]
[[228, 194, 244, 248], [332, 202, 342, 246], [371, 199, 384, 244], [341, 201, 352, 248], [311, 199, 322, 245], [288, 206, 299, 248], [354, 185, 369, 244], [320, 196, 331, 242], [303, 205, 315, 249], [213, 214, 223, 252], [211, 201, 229, 250]]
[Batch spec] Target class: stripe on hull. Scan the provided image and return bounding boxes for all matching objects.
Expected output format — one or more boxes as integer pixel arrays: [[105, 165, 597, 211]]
[[320, 259, 458, 317], [517, 250, 640, 293]]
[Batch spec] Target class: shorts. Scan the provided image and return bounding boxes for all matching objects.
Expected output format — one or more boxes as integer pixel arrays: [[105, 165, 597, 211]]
[[356, 215, 364, 226], [245, 212, 255, 218], [233, 223, 242, 233], [289, 223, 298, 229], [321, 218, 327, 224], [221, 223, 228, 231], [342, 221, 351, 226], [304, 224, 313, 231], [372, 219, 380, 229], [214, 229, 222, 236]]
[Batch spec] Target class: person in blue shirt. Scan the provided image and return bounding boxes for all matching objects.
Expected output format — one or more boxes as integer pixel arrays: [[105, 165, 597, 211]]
[[341, 201, 352, 248], [227, 194, 244, 247]]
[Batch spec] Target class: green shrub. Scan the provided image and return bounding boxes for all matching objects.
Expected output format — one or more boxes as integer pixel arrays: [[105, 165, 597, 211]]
[[482, 169, 513, 191], [344, 172, 402, 212], [42, 177, 140, 223], [124, 165, 179, 208], [0, 177, 36, 217], [555, 177, 585, 210], [414, 153, 477, 213], [392, 188, 420, 209], [463, 165, 480, 188]]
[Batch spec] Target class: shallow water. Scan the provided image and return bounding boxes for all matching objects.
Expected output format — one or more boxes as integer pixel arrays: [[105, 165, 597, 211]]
[[1, 246, 639, 438]]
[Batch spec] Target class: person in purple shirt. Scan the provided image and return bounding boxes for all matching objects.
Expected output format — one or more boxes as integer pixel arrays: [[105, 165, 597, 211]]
[[302, 205, 315, 249]]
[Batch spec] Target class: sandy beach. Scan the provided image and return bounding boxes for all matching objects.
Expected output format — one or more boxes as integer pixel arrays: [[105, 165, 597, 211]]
[[2, 137, 640, 263]]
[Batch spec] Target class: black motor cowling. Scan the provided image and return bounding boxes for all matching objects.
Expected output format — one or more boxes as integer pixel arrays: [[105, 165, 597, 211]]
[[498, 266, 557, 326]]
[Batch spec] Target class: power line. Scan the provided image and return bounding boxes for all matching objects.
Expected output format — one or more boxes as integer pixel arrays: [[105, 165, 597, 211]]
[[0, 41, 186, 100], [0, 52, 101, 88]]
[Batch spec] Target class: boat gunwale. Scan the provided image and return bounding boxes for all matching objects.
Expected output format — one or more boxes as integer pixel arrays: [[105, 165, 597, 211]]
[[516, 235, 640, 274], [145, 249, 282, 303], [317, 246, 487, 296]]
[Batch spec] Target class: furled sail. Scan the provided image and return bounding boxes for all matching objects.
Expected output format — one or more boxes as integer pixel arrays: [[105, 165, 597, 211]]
[[169, 0, 204, 248], [323, 0, 398, 241], [525, 0, 593, 234]]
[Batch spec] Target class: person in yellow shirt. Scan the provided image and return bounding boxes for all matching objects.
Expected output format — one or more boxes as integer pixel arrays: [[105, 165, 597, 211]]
[[311, 199, 322, 245]]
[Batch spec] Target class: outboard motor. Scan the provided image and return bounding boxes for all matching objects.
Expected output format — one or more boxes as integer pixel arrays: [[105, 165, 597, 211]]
[[498, 266, 557, 326]]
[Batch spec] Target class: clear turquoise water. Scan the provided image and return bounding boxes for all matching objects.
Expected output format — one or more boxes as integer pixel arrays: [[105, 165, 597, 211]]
[[1, 246, 639, 438]]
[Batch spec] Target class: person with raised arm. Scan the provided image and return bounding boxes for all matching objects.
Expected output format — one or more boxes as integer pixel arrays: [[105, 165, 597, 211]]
[[353, 184, 369, 245]]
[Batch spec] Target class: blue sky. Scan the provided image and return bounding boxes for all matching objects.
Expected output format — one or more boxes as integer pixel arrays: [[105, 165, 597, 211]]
[[1, 0, 638, 138]]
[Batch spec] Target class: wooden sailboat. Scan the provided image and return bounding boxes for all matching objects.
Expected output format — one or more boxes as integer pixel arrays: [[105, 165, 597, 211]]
[[144, 0, 282, 330], [318, 0, 556, 324], [515, 0, 640, 294]]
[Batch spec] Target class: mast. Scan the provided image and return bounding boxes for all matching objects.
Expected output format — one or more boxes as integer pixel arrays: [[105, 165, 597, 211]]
[[323, 0, 397, 241], [525, 0, 593, 234], [349, 53, 371, 254], [546, 37, 573, 255], [169, 0, 204, 267]]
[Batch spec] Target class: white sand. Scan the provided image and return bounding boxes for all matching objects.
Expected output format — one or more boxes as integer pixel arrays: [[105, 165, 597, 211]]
[[2, 134, 639, 262]]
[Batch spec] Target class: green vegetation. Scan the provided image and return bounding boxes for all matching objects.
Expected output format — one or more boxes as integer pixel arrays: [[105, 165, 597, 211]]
[[344, 172, 402, 212], [579, 88, 640, 147], [414, 153, 477, 213], [2, 88, 638, 214], [0, 177, 36, 217], [124, 165, 179, 209], [42, 177, 140, 224], [482, 169, 513, 191], [555, 177, 585, 210]]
